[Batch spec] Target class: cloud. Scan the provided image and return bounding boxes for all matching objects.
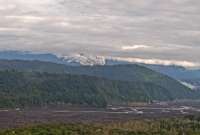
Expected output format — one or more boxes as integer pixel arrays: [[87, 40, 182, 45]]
[[0, 27, 27, 32], [112, 57, 200, 68], [0, 0, 200, 68], [0, 4, 16, 10], [5, 15, 45, 23], [121, 45, 150, 50]]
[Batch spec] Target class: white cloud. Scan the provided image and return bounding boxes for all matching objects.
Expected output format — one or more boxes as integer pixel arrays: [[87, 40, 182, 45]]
[[58, 22, 71, 27], [5, 15, 45, 23], [121, 45, 150, 50], [112, 57, 200, 68], [179, 81, 196, 89], [0, 27, 27, 32]]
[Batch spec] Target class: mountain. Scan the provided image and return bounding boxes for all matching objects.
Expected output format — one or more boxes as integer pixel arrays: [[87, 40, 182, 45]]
[[0, 59, 196, 101], [144, 64, 200, 80], [0, 51, 199, 100], [0, 51, 68, 64], [63, 65, 197, 98], [144, 64, 200, 90], [0, 51, 107, 66], [1, 50, 199, 90], [65, 53, 106, 66], [0, 51, 131, 66], [0, 70, 198, 108]]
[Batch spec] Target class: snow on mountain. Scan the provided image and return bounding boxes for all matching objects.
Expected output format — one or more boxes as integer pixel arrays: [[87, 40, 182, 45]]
[[0, 51, 107, 66], [63, 53, 106, 66]]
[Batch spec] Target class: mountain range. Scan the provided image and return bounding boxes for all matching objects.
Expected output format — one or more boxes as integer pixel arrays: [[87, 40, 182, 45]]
[[2, 70, 195, 108], [0, 51, 200, 108], [0, 51, 199, 83], [0, 51, 107, 66]]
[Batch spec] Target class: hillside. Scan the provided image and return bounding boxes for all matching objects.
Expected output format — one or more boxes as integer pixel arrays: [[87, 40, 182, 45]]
[[0, 70, 198, 108], [144, 64, 200, 80], [143, 64, 200, 90], [0, 60, 194, 99]]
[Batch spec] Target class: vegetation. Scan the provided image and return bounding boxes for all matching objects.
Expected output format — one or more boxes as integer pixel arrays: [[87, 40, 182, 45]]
[[0, 70, 198, 108], [0, 60, 199, 108], [1, 118, 200, 135], [0, 60, 196, 99]]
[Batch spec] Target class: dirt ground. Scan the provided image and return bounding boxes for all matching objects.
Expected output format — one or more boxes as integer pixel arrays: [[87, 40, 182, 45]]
[[1, 101, 200, 129]]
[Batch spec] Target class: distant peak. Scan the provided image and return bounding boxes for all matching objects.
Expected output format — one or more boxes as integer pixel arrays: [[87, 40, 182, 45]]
[[63, 53, 106, 66]]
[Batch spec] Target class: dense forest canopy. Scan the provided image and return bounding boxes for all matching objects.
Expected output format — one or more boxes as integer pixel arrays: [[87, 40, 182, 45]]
[[0, 60, 194, 96], [0, 70, 199, 108]]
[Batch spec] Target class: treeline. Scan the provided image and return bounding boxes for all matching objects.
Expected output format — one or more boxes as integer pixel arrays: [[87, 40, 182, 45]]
[[0, 70, 198, 108], [1, 118, 200, 135]]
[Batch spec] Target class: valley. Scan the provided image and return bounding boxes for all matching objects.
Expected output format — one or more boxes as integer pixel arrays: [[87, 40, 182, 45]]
[[1, 0, 200, 133], [0, 52, 200, 134]]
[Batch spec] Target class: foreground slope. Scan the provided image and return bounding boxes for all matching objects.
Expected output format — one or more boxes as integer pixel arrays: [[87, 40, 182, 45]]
[[1, 118, 200, 135]]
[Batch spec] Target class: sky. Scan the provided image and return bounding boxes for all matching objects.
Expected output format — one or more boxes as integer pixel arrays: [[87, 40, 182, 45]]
[[0, 0, 200, 68]]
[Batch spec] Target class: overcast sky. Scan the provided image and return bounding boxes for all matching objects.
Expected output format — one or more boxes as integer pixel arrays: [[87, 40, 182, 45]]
[[0, 0, 200, 67]]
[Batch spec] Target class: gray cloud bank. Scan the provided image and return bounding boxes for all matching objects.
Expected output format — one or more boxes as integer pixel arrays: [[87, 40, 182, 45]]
[[0, 0, 200, 67]]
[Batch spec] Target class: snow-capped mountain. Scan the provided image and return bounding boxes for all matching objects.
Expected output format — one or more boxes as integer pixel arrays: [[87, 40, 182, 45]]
[[0, 51, 107, 66], [0, 51, 200, 90], [64, 53, 106, 66]]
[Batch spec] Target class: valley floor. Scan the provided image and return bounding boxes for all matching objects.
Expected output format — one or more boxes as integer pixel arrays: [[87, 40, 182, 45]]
[[1, 101, 200, 129]]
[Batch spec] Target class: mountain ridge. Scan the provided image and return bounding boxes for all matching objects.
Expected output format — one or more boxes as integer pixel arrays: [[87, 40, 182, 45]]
[[1, 50, 199, 90]]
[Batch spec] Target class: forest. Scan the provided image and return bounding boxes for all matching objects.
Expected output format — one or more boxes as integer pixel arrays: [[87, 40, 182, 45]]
[[0, 70, 198, 108]]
